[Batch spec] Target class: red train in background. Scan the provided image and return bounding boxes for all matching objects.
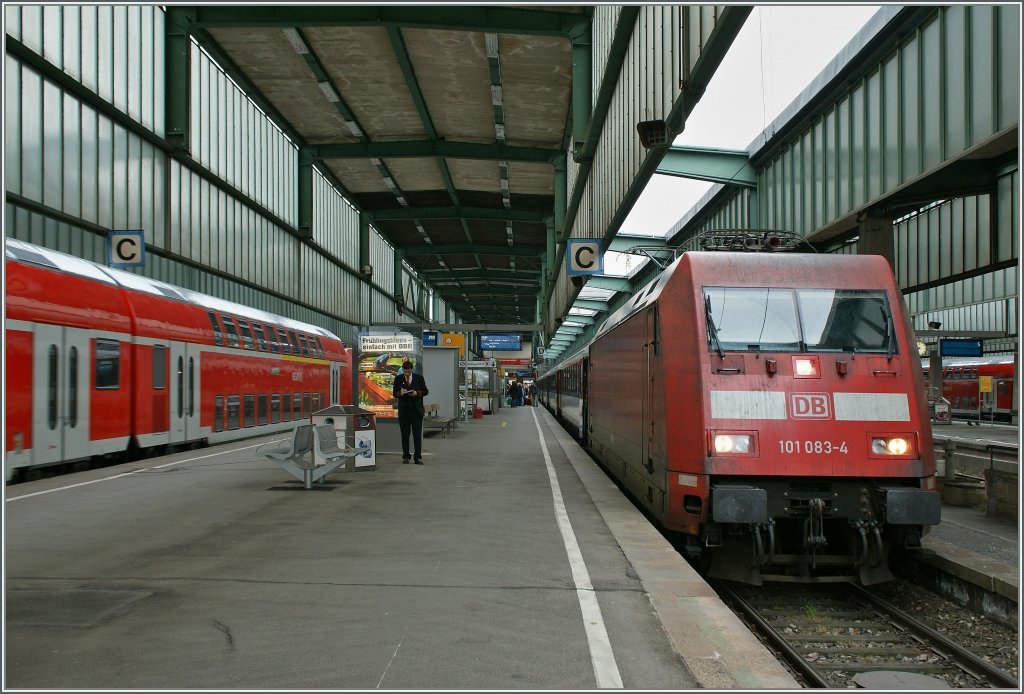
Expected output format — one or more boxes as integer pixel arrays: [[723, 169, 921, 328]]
[[5, 238, 353, 483], [540, 241, 941, 585], [922, 356, 1016, 421]]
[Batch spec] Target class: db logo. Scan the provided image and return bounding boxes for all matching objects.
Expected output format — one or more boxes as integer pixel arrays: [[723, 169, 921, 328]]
[[790, 393, 831, 419]]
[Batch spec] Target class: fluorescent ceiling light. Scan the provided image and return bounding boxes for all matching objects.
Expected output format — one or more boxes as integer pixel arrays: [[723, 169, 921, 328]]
[[281, 28, 308, 55], [345, 120, 363, 137], [485, 33, 499, 58], [317, 82, 339, 103], [490, 85, 503, 106]]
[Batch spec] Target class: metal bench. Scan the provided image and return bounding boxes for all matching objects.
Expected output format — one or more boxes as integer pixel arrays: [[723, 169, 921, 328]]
[[257, 424, 364, 489], [423, 403, 458, 437]]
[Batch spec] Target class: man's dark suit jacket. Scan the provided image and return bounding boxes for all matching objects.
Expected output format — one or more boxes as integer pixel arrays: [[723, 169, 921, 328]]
[[392, 372, 429, 417]]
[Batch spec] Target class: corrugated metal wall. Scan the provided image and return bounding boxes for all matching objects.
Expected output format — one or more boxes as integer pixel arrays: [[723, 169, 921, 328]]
[[4, 4, 414, 344], [758, 5, 1019, 237]]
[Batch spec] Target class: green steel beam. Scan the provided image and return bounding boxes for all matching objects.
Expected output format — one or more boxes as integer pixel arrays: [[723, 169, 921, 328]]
[[403, 244, 543, 257], [298, 148, 315, 237], [572, 299, 608, 311], [571, 38, 592, 156], [186, 6, 591, 37], [433, 287, 537, 296], [359, 213, 371, 275], [424, 270, 540, 281], [371, 206, 546, 222], [563, 314, 596, 325], [607, 235, 667, 252], [313, 140, 556, 163], [657, 145, 756, 187], [582, 276, 633, 292], [164, 8, 194, 151]]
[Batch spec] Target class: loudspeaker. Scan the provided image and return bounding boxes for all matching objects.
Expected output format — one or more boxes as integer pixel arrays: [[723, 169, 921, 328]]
[[636, 120, 671, 148]]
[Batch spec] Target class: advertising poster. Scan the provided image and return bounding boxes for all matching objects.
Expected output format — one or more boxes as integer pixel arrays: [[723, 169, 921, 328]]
[[358, 332, 419, 419]]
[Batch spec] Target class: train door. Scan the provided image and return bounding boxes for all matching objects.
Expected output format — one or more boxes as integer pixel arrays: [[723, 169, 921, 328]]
[[32, 325, 90, 465], [642, 307, 657, 474], [330, 362, 342, 405], [169, 343, 201, 443]]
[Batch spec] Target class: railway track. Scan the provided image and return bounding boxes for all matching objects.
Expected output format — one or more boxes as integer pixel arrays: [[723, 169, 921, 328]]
[[713, 581, 1019, 688]]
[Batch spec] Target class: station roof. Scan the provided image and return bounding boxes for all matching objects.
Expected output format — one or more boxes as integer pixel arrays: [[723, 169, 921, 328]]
[[171, 6, 591, 325]]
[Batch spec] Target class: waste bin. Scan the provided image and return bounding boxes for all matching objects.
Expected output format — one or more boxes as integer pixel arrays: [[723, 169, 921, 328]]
[[311, 405, 376, 470]]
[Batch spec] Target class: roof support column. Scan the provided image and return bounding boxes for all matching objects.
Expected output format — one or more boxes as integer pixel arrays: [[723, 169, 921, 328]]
[[164, 8, 194, 152], [857, 215, 895, 269], [554, 155, 567, 240], [359, 212, 372, 276], [393, 250, 405, 308], [298, 148, 314, 238], [546, 221, 556, 288], [571, 34, 592, 158]]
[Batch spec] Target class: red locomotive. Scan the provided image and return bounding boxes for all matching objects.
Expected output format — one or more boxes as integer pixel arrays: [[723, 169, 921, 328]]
[[540, 240, 940, 584], [5, 238, 353, 483]]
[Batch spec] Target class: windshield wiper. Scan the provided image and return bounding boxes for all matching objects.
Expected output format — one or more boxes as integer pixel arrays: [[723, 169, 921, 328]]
[[705, 295, 725, 360], [881, 304, 894, 361]]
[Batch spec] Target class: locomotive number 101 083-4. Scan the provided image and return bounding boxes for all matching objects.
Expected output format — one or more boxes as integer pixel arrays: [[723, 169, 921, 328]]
[[778, 439, 849, 454]]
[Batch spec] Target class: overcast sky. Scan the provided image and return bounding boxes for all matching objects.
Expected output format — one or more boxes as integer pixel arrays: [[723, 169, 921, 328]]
[[605, 5, 882, 275]]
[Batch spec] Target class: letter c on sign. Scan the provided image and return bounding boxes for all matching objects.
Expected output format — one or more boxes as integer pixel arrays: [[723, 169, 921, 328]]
[[574, 245, 595, 269], [116, 237, 137, 261]]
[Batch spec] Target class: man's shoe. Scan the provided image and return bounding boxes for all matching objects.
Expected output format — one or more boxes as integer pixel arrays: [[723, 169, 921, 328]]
[[414, 459, 424, 465], [402, 458, 411, 464]]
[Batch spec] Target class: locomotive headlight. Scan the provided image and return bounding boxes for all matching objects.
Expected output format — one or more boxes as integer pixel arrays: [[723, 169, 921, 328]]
[[714, 434, 753, 454], [792, 356, 820, 378], [871, 436, 912, 456]]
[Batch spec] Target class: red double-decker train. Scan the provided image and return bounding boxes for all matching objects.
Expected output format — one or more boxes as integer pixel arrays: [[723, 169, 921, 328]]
[[5, 238, 353, 483], [925, 356, 1016, 422], [539, 245, 940, 584]]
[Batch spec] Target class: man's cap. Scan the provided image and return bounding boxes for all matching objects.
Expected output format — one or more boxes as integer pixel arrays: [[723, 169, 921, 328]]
[[402, 360, 414, 369]]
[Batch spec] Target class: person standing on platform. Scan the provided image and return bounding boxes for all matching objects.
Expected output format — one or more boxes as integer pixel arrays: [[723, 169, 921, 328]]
[[392, 360, 429, 464]]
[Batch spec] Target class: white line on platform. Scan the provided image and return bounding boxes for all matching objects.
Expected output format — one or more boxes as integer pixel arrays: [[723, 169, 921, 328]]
[[531, 407, 623, 689], [5, 442, 267, 502]]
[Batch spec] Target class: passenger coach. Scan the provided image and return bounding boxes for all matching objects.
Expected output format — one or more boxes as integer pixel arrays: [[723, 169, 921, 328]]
[[5, 239, 352, 482]]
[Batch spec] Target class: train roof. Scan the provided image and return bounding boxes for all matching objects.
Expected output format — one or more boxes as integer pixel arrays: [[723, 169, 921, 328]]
[[5, 238, 342, 342]]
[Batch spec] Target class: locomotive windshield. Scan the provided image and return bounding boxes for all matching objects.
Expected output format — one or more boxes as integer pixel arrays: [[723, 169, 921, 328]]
[[704, 287, 896, 354]]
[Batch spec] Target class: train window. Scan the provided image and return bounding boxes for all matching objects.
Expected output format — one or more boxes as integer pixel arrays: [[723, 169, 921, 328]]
[[227, 395, 241, 430], [316, 337, 326, 358], [188, 358, 195, 416], [798, 289, 894, 353], [270, 394, 281, 423], [207, 312, 224, 346], [220, 314, 240, 348], [287, 330, 301, 356], [258, 394, 268, 425], [252, 322, 268, 351], [68, 347, 78, 427], [152, 346, 166, 389], [214, 396, 224, 432], [95, 340, 120, 389], [312, 392, 320, 412], [277, 327, 291, 355], [704, 287, 801, 352], [298, 334, 310, 357], [47, 345, 58, 430], [303, 392, 311, 417], [954, 367, 963, 379], [238, 319, 254, 350], [243, 394, 255, 427], [294, 393, 302, 419], [970, 367, 979, 378], [177, 356, 184, 418], [265, 325, 281, 354]]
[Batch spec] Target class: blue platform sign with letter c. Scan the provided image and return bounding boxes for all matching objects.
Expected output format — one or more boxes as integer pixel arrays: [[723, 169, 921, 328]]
[[567, 239, 603, 275], [108, 230, 145, 268]]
